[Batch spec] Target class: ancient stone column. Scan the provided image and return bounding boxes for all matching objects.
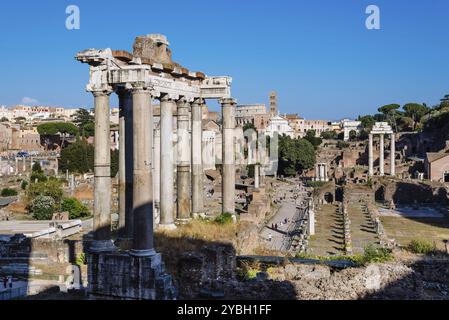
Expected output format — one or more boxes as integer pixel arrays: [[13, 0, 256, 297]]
[[153, 127, 161, 226], [130, 86, 155, 256], [177, 97, 191, 222], [390, 133, 396, 177], [379, 133, 385, 176], [191, 98, 204, 217], [254, 164, 260, 189], [159, 94, 176, 230], [221, 98, 237, 215], [91, 89, 115, 251], [118, 89, 133, 242], [368, 133, 374, 177], [309, 209, 315, 236]]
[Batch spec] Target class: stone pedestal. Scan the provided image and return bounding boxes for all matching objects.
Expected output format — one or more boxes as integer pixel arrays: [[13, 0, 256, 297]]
[[87, 251, 177, 300]]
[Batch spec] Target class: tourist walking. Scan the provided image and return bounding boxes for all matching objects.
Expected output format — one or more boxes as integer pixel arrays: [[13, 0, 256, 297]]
[[8, 276, 12, 289], [2, 276, 7, 289], [268, 233, 272, 242]]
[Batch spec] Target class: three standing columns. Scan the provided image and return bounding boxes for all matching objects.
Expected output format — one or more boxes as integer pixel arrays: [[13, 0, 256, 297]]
[[221, 98, 237, 215], [368, 133, 396, 177], [130, 86, 155, 256], [177, 97, 191, 222], [191, 98, 205, 217], [159, 94, 177, 230], [91, 89, 115, 251]]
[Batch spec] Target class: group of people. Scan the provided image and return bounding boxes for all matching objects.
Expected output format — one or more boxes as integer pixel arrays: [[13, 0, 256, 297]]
[[2, 275, 13, 290]]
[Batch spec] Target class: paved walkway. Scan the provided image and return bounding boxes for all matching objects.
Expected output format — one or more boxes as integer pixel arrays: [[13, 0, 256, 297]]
[[260, 180, 303, 251]]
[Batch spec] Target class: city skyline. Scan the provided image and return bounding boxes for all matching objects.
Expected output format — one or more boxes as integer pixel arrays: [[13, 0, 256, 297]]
[[0, 0, 448, 120]]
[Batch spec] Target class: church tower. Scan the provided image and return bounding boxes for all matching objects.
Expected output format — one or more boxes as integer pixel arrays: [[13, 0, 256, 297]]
[[270, 91, 278, 116]]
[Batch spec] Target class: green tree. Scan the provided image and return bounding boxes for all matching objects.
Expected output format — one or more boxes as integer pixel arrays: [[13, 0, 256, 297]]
[[61, 198, 91, 219], [73, 109, 95, 137], [27, 179, 64, 204], [304, 130, 323, 149], [278, 135, 315, 176], [83, 122, 95, 137], [32, 162, 43, 173], [403, 103, 430, 131], [378, 104, 400, 132], [37, 122, 79, 149], [59, 139, 94, 174], [358, 115, 375, 130], [320, 130, 337, 140]]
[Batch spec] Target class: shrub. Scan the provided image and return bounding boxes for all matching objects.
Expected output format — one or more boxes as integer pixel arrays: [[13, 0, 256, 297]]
[[408, 239, 436, 255], [61, 197, 91, 219], [337, 141, 350, 149], [31, 195, 56, 220], [27, 179, 64, 204], [30, 172, 48, 183], [353, 244, 394, 265], [214, 212, 234, 225], [32, 162, 43, 173], [1, 188, 18, 197], [21, 180, 28, 190]]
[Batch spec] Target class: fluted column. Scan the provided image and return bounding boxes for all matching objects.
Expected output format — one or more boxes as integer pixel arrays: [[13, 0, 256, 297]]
[[159, 94, 176, 230], [177, 97, 191, 222], [221, 98, 237, 215], [117, 88, 133, 242], [368, 133, 374, 177], [91, 89, 115, 251], [130, 85, 155, 256], [379, 134, 385, 176], [390, 133, 396, 176], [191, 98, 204, 217]]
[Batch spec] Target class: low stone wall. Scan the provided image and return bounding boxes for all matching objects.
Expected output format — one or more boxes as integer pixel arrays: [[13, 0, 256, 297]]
[[225, 257, 449, 300]]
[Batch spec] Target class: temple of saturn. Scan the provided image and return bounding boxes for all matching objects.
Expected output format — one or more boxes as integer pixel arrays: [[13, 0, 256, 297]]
[[75, 34, 242, 299], [368, 122, 396, 177]]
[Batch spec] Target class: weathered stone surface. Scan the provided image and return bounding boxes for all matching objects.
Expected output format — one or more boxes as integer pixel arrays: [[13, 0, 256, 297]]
[[133, 34, 173, 64], [87, 252, 177, 300]]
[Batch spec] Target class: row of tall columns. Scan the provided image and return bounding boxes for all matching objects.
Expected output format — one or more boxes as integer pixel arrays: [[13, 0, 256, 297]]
[[221, 98, 236, 215], [368, 133, 396, 177], [92, 88, 237, 255]]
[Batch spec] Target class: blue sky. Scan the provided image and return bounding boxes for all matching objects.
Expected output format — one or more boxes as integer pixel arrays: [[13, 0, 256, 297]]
[[0, 0, 448, 120]]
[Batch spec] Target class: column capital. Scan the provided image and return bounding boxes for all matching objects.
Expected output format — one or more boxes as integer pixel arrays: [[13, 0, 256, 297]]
[[90, 87, 114, 97], [160, 93, 179, 102], [176, 96, 189, 106], [129, 82, 153, 94], [220, 97, 237, 106], [192, 97, 205, 105]]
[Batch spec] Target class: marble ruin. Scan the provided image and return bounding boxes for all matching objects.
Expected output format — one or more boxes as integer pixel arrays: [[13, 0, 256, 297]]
[[368, 122, 395, 177], [76, 34, 239, 299]]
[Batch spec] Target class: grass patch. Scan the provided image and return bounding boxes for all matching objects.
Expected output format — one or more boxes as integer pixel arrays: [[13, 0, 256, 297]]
[[214, 212, 234, 225], [296, 244, 394, 267], [407, 239, 436, 255]]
